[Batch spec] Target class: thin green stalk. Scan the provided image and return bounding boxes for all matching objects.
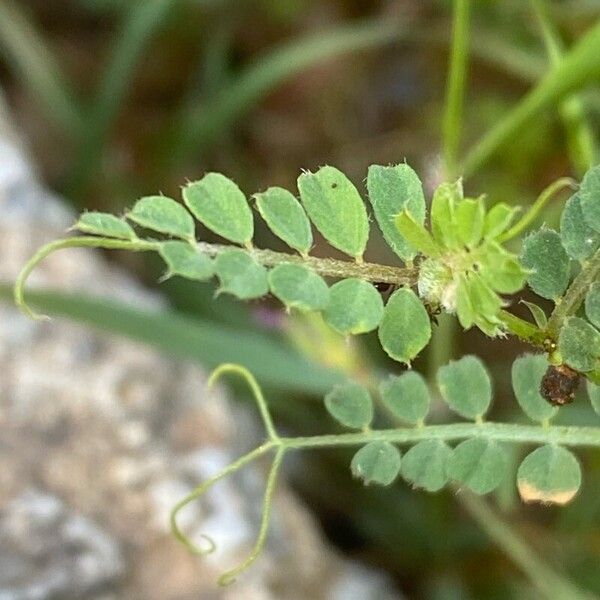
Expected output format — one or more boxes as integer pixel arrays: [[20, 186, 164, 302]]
[[166, 16, 406, 164], [66, 0, 179, 198], [499, 310, 547, 348], [531, 0, 597, 174], [462, 19, 600, 178], [547, 246, 600, 334], [458, 492, 594, 600], [442, 0, 471, 178], [0, 0, 83, 133]]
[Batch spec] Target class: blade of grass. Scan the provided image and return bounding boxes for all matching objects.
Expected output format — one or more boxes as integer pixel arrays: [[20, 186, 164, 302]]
[[462, 19, 600, 178], [165, 16, 407, 165], [0, 284, 343, 394], [531, 0, 598, 175], [0, 0, 83, 133], [66, 0, 180, 198]]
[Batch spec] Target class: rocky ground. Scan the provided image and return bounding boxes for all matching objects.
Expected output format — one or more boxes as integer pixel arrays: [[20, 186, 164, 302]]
[[0, 92, 401, 600]]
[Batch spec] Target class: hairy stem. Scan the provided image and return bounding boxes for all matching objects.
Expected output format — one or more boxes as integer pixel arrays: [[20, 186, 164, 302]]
[[547, 246, 600, 334]]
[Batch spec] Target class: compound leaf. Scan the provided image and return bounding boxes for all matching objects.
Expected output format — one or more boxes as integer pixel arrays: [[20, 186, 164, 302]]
[[254, 187, 312, 255], [324, 381, 373, 429], [379, 371, 430, 425], [366, 163, 426, 261], [158, 241, 214, 281], [378, 288, 431, 365], [560, 193, 600, 261], [437, 355, 492, 420], [586, 380, 600, 416], [579, 164, 600, 232], [127, 196, 195, 241], [584, 281, 600, 329], [351, 441, 401, 486], [75, 212, 136, 240], [215, 249, 268, 299], [511, 354, 558, 422], [183, 173, 253, 245], [268, 263, 329, 312], [446, 438, 509, 495], [401, 440, 452, 492], [558, 317, 600, 372], [521, 229, 570, 301], [297, 166, 369, 260], [517, 445, 581, 505], [323, 278, 384, 335]]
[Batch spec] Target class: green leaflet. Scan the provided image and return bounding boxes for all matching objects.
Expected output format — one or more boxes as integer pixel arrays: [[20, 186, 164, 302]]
[[401, 440, 452, 492], [297, 166, 369, 260], [323, 278, 383, 335], [520, 301, 548, 329], [483, 202, 519, 240], [455, 197, 485, 248], [520, 228, 570, 301], [511, 354, 558, 422], [379, 371, 430, 425], [560, 193, 600, 261], [395, 211, 442, 258], [378, 288, 431, 365], [430, 180, 462, 248], [579, 164, 600, 232], [446, 438, 509, 495], [478, 243, 527, 294], [437, 355, 492, 420], [127, 196, 195, 241], [324, 381, 373, 429], [254, 187, 312, 256], [351, 441, 401, 486], [183, 173, 253, 245], [268, 263, 329, 312], [74, 212, 136, 240], [585, 380, 600, 416], [584, 281, 600, 329], [558, 317, 600, 372], [517, 445, 581, 505], [215, 249, 268, 299], [366, 163, 426, 261], [158, 241, 214, 281]]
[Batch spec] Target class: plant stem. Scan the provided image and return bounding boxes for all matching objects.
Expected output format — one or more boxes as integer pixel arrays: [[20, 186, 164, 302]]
[[499, 310, 547, 347], [281, 422, 600, 449], [458, 492, 594, 600], [442, 0, 471, 178], [547, 247, 600, 334]]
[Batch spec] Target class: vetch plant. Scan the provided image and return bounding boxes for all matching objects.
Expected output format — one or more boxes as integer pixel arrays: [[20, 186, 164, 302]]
[[12, 161, 600, 585]]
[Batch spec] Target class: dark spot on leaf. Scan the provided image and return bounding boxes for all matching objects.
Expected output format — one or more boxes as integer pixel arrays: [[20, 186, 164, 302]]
[[331, 183, 338, 189], [540, 364, 580, 406]]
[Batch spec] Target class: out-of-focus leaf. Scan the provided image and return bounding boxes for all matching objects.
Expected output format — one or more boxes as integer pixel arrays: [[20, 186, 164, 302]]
[[351, 441, 401, 486], [324, 381, 373, 429], [379, 371, 430, 425], [158, 241, 214, 281], [268, 263, 329, 312], [215, 249, 268, 299], [584, 281, 600, 329], [401, 440, 452, 492], [511, 354, 558, 422]]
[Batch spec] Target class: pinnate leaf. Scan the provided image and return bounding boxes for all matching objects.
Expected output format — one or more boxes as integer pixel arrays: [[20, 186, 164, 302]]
[[158, 241, 214, 281], [351, 441, 401, 486], [511, 354, 558, 422], [324, 382, 373, 429], [437, 356, 492, 420], [584, 281, 600, 329], [446, 438, 508, 495], [379, 371, 430, 425], [378, 289, 431, 365], [254, 187, 312, 255], [517, 445, 581, 505], [183, 173, 253, 245], [558, 316, 600, 372], [323, 278, 383, 335], [297, 166, 369, 259], [215, 249, 268, 299], [268, 263, 329, 312], [127, 196, 195, 241], [520, 229, 570, 300], [579, 164, 600, 232], [366, 163, 426, 261], [75, 212, 136, 240], [560, 193, 600, 261], [401, 440, 452, 492]]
